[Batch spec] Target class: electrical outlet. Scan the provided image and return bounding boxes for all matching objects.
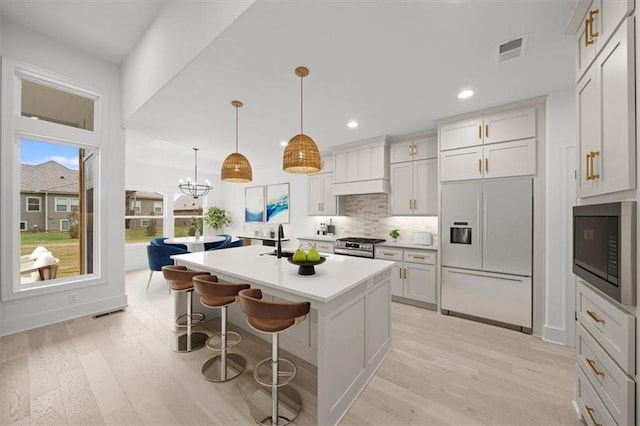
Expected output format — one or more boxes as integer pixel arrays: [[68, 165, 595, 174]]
[[69, 294, 77, 304]]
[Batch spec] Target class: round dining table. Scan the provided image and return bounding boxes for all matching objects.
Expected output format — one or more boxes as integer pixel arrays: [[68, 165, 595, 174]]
[[164, 235, 225, 252]]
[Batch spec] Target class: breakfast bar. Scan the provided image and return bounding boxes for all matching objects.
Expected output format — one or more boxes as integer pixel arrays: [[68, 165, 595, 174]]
[[172, 244, 394, 425]]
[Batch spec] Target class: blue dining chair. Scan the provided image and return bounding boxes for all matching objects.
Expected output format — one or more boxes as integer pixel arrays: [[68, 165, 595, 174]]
[[204, 234, 232, 251], [218, 238, 244, 250], [146, 244, 189, 293], [150, 237, 188, 251]]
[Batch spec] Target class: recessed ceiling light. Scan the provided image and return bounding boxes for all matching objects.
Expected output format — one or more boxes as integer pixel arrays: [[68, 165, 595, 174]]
[[347, 120, 358, 128], [458, 89, 474, 99], [280, 140, 288, 146]]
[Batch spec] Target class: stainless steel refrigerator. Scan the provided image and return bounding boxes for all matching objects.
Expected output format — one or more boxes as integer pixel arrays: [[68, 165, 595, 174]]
[[441, 178, 532, 331]]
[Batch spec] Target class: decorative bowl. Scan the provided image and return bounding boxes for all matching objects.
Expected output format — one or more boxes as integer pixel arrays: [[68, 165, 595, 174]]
[[287, 256, 326, 275]]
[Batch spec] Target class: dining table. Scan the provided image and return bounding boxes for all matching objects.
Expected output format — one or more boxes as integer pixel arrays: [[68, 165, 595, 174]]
[[164, 235, 225, 252]]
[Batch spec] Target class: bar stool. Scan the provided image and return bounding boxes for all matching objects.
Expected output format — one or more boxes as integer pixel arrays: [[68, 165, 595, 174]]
[[162, 265, 210, 352], [238, 288, 311, 426], [192, 274, 250, 382]]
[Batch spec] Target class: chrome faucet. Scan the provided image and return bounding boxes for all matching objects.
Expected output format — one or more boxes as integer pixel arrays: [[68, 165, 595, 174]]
[[277, 224, 284, 258]]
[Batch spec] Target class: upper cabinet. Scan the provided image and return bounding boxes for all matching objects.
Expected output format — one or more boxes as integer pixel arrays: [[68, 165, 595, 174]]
[[576, 15, 635, 197], [439, 107, 537, 182], [576, 0, 635, 82], [307, 155, 344, 216], [331, 136, 390, 196], [389, 136, 437, 215]]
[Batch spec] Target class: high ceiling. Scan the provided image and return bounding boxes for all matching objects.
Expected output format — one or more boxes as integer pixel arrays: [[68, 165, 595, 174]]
[[1, 1, 577, 174]]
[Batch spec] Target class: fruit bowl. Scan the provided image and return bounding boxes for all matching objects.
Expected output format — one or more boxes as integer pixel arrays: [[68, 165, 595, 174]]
[[287, 256, 326, 275]]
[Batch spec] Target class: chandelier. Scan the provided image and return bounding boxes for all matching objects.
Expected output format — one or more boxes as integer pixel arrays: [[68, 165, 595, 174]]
[[221, 100, 252, 182], [178, 147, 212, 199], [282, 66, 321, 174]]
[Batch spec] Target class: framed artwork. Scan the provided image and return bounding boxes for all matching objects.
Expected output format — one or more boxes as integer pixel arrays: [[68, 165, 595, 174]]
[[244, 186, 264, 222], [266, 183, 290, 223]]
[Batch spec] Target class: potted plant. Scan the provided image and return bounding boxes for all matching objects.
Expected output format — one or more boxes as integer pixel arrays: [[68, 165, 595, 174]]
[[204, 206, 232, 233], [389, 229, 399, 241]]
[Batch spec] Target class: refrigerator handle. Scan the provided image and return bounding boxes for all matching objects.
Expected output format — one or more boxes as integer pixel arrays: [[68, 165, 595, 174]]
[[477, 192, 483, 266], [482, 192, 487, 269]]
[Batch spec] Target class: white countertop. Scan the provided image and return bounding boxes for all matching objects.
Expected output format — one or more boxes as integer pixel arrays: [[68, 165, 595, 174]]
[[298, 235, 339, 242], [377, 240, 439, 250], [236, 234, 290, 242], [172, 244, 394, 303]]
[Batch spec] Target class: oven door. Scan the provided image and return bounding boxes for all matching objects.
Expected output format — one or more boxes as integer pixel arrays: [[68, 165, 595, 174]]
[[333, 247, 373, 258]]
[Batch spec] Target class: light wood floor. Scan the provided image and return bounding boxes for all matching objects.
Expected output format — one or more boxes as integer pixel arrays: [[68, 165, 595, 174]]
[[0, 269, 581, 425]]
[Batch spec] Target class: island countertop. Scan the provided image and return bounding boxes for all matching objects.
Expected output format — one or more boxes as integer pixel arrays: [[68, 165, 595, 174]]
[[172, 244, 394, 304]]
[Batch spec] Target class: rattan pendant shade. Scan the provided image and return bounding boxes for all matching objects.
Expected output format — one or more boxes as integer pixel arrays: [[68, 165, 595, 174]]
[[221, 100, 252, 183], [283, 66, 321, 174]]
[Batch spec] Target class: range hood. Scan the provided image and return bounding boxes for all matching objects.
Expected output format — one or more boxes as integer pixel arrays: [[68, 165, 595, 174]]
[[331, 178, 389, 196]]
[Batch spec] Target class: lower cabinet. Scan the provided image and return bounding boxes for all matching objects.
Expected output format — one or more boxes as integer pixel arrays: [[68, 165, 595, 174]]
[[375, 247, 436, 308], [297, 238, 334, 254]]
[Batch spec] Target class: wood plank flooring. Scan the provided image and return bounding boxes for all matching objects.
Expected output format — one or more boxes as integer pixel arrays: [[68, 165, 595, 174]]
[[0, 268, 581, 425]]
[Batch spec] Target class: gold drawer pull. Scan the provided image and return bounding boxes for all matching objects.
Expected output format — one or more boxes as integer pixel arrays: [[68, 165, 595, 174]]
[[585, 405, 602, 426], [383, 253, 395, 257], [411, 256, 425, 260], [586, 310, 605, 324], [586, 358, 605, 377]]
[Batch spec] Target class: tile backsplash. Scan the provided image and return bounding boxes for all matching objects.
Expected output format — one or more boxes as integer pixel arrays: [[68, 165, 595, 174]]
[[314, 194, 438, 243]]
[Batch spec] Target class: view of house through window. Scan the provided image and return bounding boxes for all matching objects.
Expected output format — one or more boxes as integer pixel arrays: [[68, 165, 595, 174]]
[[19, 139, 95, 283], [125, 190, 164, 243], [173, 193, 203, 237]]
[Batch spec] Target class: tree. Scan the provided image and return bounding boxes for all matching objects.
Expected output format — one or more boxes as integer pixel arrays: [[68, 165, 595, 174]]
[[68, 211, 79, 239], [145, 211, 158, 236]]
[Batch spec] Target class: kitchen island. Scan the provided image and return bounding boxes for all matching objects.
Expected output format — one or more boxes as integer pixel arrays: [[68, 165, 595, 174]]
[[172, 245, 394, 425]]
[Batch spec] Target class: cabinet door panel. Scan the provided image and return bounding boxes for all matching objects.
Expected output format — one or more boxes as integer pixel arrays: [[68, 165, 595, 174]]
[[405, 263, 436, 304], [307, 174, 324, 215], [334, 152, 347, 182], [439, 118, 483, 151], [389, 162, 413, 215], [390, 263, 403, 297], [483, 139, 536, 179], [412, 136, 437, 160], [600, 0, 634, 50], [576, 0, 598, 82], [440, 146, 482, 182], [413, 158, 437, 215], [390, 141, 413, 163], [346, 150, 359, 181], [576, 65, 600, 197], [483, 108, 536, 145], [322, 173, 336, 215], [597, 17, 636, 195]]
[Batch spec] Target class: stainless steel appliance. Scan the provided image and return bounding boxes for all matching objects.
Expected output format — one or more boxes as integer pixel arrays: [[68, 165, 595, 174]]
[[441, 178, 533, 331], [334, 237, 385, 258], [573, 201, 636, 306]]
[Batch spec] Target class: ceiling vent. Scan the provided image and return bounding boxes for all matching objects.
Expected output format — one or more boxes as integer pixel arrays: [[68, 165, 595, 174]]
[[497, 34, 527, 63]]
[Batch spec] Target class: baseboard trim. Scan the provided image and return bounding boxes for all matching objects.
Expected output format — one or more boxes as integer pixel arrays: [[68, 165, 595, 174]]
[[0, 294, 128, 337], [543, 324, 568, 346]]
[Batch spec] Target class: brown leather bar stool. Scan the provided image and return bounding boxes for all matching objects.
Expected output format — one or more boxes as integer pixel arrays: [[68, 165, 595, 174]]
[[238, 288, 311, 426], [162, 265, 210, 352], [192, 274, 250, 382]]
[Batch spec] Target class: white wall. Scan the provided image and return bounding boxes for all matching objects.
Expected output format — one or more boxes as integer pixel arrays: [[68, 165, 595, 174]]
[[544, 88, 576, 346], [121, 1, 254, 122], [0, 19, 126, 336]]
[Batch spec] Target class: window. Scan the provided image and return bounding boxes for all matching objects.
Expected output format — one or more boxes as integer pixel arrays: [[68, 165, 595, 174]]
[[140, 219, 149, 227], [55, 197, 68, 212], [70, 198, 79, 212], [154, 201, 163, 214], [174, 193, 204, 237], [26, 196, 40, 212], [20, 221, 27, 231], [132, 200, 141, 213], [60, 219, 69, 231], [125, 190, 164, 244]]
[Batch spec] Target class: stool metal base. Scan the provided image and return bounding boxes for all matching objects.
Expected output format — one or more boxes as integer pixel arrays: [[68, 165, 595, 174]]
[[175, 312, 205, 328], [254, 357, 296, 388], [201, 353, 246, 382], [206, 331, 242, 351], [249, 385, 302, 426], [173, 331, 208, 353]]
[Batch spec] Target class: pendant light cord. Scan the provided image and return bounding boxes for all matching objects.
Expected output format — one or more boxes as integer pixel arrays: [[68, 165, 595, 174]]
[[300, 74, 304, 134], [193, 148, 198, 182], [235, 105, 239, 153]]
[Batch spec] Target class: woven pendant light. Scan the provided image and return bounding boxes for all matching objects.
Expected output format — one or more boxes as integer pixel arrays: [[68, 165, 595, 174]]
[[283, 66, 321, 174], [221, 100, 252, 183]]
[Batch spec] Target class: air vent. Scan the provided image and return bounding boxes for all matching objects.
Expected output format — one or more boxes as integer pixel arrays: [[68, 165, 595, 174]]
[[497, 34, 528, 63]]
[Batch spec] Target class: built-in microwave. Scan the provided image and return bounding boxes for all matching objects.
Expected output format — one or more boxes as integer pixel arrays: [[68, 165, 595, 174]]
[[573, 201, 636, 306]]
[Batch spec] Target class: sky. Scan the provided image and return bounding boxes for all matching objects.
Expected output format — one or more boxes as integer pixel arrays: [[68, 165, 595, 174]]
[[20, 138, 79, 170]]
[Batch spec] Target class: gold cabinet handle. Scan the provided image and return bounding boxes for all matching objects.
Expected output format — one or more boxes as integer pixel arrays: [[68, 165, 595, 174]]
[[402, 268, 407, 279], [485, 124, 489, 138], [478, 158, 482, 174], [586, 309, 605, 324], [590, 151, 600, 179], [586, 152, 593, 180], [586, 358, 605, 377], [589, 9, 599, 39], [485, 158, 488, 173], [412, 199, 416, 210], [412, 256, 425, 260], [478, 125, 482, 139], [383, 252, 395, 257], [585, 16, 594, 46], [585, 405, 602, 426], [413, 143, 417, 156]]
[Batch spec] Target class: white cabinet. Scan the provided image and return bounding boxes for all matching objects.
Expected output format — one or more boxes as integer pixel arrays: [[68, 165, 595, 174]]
[[577, 17, 636, 197], [308, 173, 341, 215], [439, 108, 535, 151], [332, 137, 389, 195], [375, 247, 436, 308], [390, 137, 437, 215], [575, 0, 635, 82], [390, 136, 437, 163], [440, 139, 535, 182]]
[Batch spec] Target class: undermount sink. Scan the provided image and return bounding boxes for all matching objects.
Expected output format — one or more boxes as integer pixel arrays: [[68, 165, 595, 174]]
[[262, 250, 294, 258]]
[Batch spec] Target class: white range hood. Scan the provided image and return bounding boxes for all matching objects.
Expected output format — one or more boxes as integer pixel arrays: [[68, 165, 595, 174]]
[[329, 135, 389, 196], [331, 178, 389, 196]]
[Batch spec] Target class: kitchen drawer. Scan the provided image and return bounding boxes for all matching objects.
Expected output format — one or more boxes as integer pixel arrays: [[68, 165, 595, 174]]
[[577, 281, 636, 375], [403, 250, 436, 265], [576, 364, 618, 426], [577, 323, 634, 425], [375, 248, 403, 261], [314, 242, 334, 253]]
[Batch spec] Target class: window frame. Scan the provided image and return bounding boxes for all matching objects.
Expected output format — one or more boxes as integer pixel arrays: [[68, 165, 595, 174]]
[[60, 219, 70, 231], [153, 201, 162, 214], [1, 58, 106, 302], [19, 221, 27, 231], [26, 196, 41, 212], [55, 197, 69, 212]]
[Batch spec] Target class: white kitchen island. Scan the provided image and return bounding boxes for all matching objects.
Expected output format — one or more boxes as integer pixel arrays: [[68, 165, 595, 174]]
[[172, 244, 394, 425]]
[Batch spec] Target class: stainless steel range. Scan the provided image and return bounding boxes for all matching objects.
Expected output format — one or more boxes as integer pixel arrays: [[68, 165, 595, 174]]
[[334, 237, 385, 258]]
